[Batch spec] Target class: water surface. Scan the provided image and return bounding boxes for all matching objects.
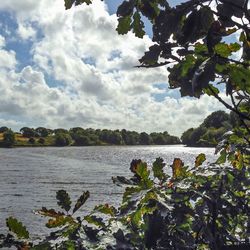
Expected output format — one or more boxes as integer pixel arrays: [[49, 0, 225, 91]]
[[0, 145, 216, 238]]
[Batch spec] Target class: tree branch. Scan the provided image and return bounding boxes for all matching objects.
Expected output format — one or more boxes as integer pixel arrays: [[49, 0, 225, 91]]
[[207, 85, 250, 121]]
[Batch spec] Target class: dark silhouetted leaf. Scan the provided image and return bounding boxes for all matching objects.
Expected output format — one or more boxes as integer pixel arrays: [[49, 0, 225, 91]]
[[64, 0, 74, 10], [73, 191, 90, 214], [56, 190, 72, 212], [117, 0, 135, 17]]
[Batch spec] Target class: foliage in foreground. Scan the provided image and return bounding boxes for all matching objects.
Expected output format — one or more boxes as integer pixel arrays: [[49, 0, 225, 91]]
[[0, 134, 249, 249]]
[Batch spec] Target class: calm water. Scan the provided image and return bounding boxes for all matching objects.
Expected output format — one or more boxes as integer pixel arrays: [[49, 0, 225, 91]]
[[0, 145, 216, 239]]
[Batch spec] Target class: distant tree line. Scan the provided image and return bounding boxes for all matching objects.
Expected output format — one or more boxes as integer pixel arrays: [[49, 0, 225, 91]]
[[0, 110, 240, 147], [0, 126, 181, 147]]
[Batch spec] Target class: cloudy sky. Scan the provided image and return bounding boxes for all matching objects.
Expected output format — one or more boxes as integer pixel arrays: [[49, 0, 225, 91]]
[[0, 0, 228, 136]]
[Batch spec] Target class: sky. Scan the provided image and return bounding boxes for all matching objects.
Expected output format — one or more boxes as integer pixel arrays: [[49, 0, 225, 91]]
[[0, 0, 229, 136]]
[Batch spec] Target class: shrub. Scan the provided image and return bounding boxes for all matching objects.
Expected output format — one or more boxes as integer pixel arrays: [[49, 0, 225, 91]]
[[3, 130, 15, 147], [38, 138, 45, 144], [28, 137, 35, 144]]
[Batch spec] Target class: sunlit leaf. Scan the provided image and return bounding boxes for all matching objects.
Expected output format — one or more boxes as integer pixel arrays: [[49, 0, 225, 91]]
[[172, 158, 187, 179], [116, 15, 132, 35], [195, 153, 206, 167], [216, 149, 227, 164], [84, 215, 105, 228], [136, 162, 153, 188], [6, 217, 29, 239], [94, 204, 117, 216], [203, 84, 219, 96], [132, 11, 145, 38]]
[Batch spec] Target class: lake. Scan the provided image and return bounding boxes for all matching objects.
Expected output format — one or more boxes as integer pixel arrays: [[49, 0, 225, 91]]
[[0, 145, 216, 239]]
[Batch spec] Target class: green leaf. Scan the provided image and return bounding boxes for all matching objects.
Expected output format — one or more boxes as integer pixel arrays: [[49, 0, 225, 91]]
[[194, 42, 208, 55], [6, 217, 29, 239], [229, 42, 241, 52], [46, 215, 74, 228], [31, 242, 51, 250], [131, 205, 156, 228], [228, 65, 250, 93], [181, 55, 196, 77], [152, 157, 166, 181], [56, 190, 72, 212], [216, 149, 227, 164], [214, 43, 232, 57], [195, 153, 206, 167], [203, 84, 219, 96], [132, 11, 145, 38], [62, 240, 76, 250], [136, 162, 153, 188], [84, 215, 105, 228], [136, 162, 149, 180], [116, 15, 132, 35], [94, 204, 117, 216], [73, 191, 90, 214], [214, 43, 241, 57]]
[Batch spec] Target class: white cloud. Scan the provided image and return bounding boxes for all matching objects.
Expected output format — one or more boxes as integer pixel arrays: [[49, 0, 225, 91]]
[[0, 36, 16, 69], [0, 0, 230, 136], [17, 22, 36, 40], [0, 35, 5, 47]]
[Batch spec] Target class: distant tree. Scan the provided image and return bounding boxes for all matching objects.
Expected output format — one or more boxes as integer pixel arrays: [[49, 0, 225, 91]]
[[54, 128, 69, 135], [3, 129, 15, 147], [110, 131, 123, 145], [181, 128, 194, 145], [121, 130, 139, 145], [20, 127, 38, 138], [55, 133, 72, 146], [202, 111, 230, 128], [139, 132, 152, 145], [74, 134, 92, 146], [0, 126, 9, 133], [35, 127, 49, 137], [69, 127, 85, 139]]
